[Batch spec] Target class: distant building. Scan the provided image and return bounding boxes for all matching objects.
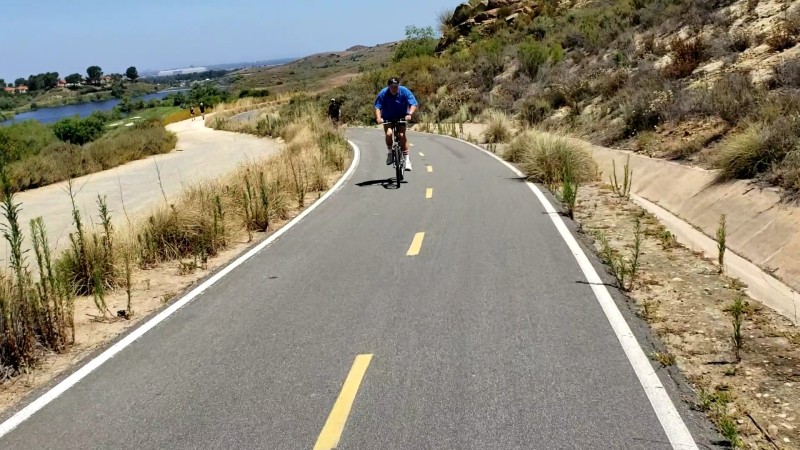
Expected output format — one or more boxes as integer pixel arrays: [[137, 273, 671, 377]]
[[157, 67, 208, 77], [16, 85, 28, 94], [3, 86, 15, 94], [57, 79, 67, 88]]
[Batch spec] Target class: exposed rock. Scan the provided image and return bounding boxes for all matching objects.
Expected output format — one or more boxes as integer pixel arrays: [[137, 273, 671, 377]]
[[474, 9, 500, 22]]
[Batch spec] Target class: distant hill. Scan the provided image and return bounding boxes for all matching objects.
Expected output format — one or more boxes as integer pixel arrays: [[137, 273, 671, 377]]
[[230, 43, 395, 94]]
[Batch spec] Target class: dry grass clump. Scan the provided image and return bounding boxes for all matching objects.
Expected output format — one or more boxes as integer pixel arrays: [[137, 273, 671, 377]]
[[507, 131, 598, 186], [481, 109, 513, 144]]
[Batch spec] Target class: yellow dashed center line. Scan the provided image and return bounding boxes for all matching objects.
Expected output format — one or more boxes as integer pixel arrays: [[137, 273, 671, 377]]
[[426, 188, 433, 199], [426, 165, 433, 173], [314, 354, 374, 450], [407, 232, 425, 256], [419, 152, 425, 157]]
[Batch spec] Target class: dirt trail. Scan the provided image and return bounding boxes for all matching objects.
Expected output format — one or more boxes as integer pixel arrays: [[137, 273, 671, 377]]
[[0, 119, 279, 263]]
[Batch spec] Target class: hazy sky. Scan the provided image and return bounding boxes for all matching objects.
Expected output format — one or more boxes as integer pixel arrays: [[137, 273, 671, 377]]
[[1, 0, 459, 81]]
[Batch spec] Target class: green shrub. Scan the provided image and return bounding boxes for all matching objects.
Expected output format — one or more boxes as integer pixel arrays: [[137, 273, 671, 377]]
[[0, 120, 57, 162], [52, 115, 106, 145], [518, 96, 553, 126], [517, 40, 550, 78], [393, 25, 438, 61]]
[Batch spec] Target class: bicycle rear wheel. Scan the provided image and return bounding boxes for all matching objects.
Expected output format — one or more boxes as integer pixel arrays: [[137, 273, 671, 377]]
[[394, 144, 403, 187]]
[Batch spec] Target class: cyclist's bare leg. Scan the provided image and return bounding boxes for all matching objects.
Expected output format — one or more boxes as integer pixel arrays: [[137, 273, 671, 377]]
[[383, 124, 393, 150], [398, 125, 409, 155]]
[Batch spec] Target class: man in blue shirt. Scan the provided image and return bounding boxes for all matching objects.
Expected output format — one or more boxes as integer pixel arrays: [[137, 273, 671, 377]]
[[375, 77, 418, 171]]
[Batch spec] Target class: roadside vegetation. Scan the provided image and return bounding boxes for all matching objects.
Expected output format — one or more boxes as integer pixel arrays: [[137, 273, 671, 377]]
[[318, 0, 800, 199], [0, 98, 350, 383]]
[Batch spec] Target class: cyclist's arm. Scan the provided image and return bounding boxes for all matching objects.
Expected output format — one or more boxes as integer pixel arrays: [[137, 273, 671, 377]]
[[374, 92, 384, 123]]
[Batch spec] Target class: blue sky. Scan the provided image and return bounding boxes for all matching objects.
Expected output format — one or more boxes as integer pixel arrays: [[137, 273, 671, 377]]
[[1, 0, 459, 82]]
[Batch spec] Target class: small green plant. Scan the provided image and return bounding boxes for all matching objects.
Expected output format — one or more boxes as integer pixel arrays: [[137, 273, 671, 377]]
[[727, 294, 746, 361], [659, 230, 678, 249], [650, 351, 676, 367], [559, 167, 579, 219], [718, 415, 742, 448], [628, 217, 643, 291], [717, 214, 726, 274], [610, 155, 633, 199], [641, 300, 656, 321]]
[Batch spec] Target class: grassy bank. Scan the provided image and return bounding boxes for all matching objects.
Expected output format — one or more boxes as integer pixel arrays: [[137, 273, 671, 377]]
[[0, 118, 177, 192], [0, 102, 349, 387]]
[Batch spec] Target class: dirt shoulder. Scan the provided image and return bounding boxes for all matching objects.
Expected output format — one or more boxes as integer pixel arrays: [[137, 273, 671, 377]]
[[575, 182, 799, 449]]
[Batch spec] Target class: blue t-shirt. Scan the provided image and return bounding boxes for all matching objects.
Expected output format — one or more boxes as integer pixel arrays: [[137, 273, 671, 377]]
[[375, 86, 418, 121]]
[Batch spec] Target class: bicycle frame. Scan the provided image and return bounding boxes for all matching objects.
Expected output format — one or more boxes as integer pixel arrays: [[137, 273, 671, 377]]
[[384, 120, 406, 187]]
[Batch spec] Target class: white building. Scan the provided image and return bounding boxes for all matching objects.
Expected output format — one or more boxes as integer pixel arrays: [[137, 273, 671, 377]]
[[157, 67, 208, 77]]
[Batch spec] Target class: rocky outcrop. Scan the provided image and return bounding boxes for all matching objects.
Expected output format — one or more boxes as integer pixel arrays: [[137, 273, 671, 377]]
[[437, 0, 534, 53]]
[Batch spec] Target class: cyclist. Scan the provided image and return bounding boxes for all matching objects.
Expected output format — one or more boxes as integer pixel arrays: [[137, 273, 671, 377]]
[[375, 77, 418, 171], [328, 98, 341, 127]]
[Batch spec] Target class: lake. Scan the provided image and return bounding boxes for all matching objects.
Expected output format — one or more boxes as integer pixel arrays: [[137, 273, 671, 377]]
[[2, 89, 188, 126]]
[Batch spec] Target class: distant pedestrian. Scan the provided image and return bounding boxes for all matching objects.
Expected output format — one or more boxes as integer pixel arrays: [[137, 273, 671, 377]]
[[199, 102, 206, 119], [190, 106, 195, 121], [328, 98, 341, 127]]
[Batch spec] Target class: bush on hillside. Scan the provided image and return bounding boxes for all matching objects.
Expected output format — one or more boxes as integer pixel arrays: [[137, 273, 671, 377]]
[[662, 38, 706, 79], [393, 26, 438, 61], [0, 120, 57, 163], [52, 115, 106, 145], [9, 121, 176, 191]]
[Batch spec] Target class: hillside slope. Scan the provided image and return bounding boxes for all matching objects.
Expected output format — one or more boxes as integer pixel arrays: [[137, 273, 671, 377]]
[[326, 0, 799, 199], [230, 43, 394, 94]]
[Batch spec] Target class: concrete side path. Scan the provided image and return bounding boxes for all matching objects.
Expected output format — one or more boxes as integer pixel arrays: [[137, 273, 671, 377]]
[[0, 119, 279, 263]]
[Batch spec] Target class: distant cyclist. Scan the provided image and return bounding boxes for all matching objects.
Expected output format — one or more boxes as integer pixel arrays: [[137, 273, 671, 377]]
[[375, 77, 418, 171], [328, 98, 341, 127]]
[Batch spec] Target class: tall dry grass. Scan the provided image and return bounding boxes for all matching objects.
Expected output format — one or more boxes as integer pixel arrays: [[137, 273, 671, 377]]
[[505, 131, 598, 187], [480, 109, 513, 144], [0, 104, 350, 376]]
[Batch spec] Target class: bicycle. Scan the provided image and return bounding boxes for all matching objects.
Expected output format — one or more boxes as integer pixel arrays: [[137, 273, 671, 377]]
[[383, 120, 407, 188]]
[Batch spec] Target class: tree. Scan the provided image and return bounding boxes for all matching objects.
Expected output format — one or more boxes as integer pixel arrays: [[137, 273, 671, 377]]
[[0, 79, 4, 89], [126, 66, 139, 82], [65, 73, 83, 84], [14, 78, 25, 87], [393, 25, 438, 61], [111, 82, 125, 98], [53, 116, 106, 145], [87, 66, 103, 85]]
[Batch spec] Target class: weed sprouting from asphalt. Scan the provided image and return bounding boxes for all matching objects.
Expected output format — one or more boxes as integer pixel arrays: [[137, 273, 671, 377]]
[[650, 351, 676, 367]]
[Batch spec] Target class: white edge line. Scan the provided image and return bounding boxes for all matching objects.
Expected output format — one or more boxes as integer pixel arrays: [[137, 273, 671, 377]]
[[0, 141, 362, 438], [435, 134, 698, 450]]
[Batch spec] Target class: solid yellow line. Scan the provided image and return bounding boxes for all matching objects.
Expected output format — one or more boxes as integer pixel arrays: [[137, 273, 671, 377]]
[[427, 165, 433, 173], [407, 232, 425, 256], [426, 188, 433, 199], [314, 354, 374, 450]]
